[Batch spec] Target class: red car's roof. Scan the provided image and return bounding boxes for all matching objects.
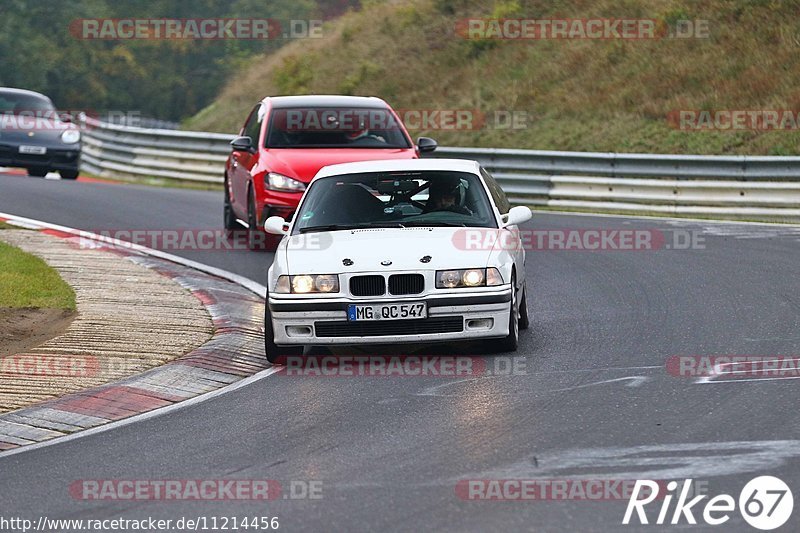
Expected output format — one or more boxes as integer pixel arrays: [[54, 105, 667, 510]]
[[264, 95, 389, 109]]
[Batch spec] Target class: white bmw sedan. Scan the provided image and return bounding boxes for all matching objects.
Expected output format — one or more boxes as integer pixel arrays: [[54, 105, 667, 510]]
[[262, 158, 531, 363]]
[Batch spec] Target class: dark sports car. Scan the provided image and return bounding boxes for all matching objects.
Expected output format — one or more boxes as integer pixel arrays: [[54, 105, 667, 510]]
[[0, 88, 81, 179]]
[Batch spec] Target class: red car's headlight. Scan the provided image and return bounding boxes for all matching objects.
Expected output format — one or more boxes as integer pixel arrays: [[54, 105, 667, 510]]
[[266, 173, 306, 192]]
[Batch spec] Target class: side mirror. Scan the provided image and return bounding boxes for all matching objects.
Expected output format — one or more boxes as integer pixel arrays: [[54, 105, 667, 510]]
[[416, 136, 438, 153], [230, 135, 255, 152], [264, 216, 288, 235], [502, 206, 532, 228]]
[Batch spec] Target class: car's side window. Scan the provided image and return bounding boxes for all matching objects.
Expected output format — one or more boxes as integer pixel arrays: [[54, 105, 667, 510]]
[[481, 167, 511, 214], [242, 104, 263, 144]]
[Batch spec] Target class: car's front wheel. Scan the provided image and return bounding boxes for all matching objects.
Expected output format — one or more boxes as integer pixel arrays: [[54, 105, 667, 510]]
[[519, 282, 530, 330], [27, 167, 48, 178], [247, 189, 262, 251], [264, 300, 303, 364], [60, 169, 79, 180], [223, 177, 239, 236], [495, 276, 520, 352], [247, 189, 280, 252]]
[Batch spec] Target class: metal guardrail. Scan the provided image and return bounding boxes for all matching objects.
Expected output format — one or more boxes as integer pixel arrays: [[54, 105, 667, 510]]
[[80, 118, 800, 220], [80, 116, 232, 183]]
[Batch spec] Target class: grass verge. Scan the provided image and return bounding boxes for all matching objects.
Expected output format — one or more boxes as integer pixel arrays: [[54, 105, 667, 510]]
[[80, 171, 223, 191], [0, 240, 76, 309]]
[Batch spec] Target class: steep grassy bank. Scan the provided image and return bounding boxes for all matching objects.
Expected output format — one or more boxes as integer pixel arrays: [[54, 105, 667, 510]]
[[186, 0, 800, 155]]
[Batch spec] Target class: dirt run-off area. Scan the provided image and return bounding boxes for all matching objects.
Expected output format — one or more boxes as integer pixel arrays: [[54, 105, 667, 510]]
[[0, 307, 76, 358]]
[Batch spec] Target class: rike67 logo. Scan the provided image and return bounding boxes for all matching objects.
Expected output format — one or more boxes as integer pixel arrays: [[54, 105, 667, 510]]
[[623, 476, 793, 530]]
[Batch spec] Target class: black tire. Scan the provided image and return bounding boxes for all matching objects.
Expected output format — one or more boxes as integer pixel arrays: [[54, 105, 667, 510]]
[[60, 169, 79, 180], [264, 299, 303, 364], [495, 275, 519, 352], [223, 177, 239, 236], [519, 282, 530, 331], [27, 167, 48, 178], [247, 188, 262, 251], [247, 188, 280, 252]]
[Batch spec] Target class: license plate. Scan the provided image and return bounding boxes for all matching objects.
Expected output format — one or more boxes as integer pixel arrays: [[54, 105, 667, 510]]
[[347, 302, 427, 321], [19, 145, 46, 155]]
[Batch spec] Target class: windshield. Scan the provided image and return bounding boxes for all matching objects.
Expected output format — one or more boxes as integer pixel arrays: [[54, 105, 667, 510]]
[[0, 92, 55, 114], [292, 171, 498, 234], [266, 107, 411, 149]]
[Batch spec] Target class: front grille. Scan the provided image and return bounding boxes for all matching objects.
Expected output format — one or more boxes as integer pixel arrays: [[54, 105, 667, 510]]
[[388, 274, 424, 295], [349, 275, 385, 296], [315, 317, 464, 338]]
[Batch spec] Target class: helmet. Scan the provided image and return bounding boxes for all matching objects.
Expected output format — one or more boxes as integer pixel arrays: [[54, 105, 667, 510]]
[[428, 175, 462, 197]]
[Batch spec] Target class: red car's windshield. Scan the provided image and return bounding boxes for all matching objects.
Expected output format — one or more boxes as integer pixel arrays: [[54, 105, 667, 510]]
[[266, 107, 412, 149]]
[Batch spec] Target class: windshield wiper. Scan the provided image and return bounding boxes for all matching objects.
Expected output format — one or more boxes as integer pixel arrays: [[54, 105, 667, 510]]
[[298, 222, 406, 233], [298, 224, 363, 233], [400, 221, 467, 227]]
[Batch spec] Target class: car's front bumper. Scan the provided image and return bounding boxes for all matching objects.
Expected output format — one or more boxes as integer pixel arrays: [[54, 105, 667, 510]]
[[268, 287, 512, 345], [0, 143, 81, 170]]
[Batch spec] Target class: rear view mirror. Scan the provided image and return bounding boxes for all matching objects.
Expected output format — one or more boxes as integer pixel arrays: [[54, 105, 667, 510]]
[[377, 179, 417, 196], [230, 136, 255, 152], [502, 206, 532, 228], [417, 137, 438, 153], [264, 216, 288, 235]]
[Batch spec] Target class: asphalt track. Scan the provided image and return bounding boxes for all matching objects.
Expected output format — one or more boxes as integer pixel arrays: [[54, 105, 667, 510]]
[[1, 173, 800, 532]]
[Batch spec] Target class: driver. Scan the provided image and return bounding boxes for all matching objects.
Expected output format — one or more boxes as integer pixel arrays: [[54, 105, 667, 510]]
[[344, 116, 386, 144], [424, 176, 472, 215]]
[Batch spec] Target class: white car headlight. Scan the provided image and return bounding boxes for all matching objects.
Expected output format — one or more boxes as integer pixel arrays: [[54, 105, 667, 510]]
[[266, 172, 306, 192], [435, 268, 503, 289], [61, 129, 81, 144], [275, 274, 339, 294]]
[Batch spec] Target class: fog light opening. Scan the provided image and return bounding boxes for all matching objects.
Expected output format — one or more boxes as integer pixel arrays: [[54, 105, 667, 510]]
[[286, 325, 313, 337], [466, 318, 493, 330]]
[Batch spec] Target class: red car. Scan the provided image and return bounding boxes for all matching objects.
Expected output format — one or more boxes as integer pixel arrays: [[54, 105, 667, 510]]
[[224, 95, 437, 250]]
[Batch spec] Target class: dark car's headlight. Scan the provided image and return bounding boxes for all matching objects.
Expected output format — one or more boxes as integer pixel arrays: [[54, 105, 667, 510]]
[[266, 172, 306, 192], [61, 130, 81, 144], [436, 268, 503, 288], [275, 274, 339, 294]]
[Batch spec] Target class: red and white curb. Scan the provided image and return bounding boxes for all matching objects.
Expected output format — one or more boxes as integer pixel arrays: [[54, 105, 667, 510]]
[[0, 213, 276, 456]]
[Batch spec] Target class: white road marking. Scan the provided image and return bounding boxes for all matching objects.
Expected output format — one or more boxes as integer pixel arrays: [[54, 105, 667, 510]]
[[457, 440, 800, 481], [416, 370, 658, 397], [695, 357, 800, 384], [549, 376, 651, 392]]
